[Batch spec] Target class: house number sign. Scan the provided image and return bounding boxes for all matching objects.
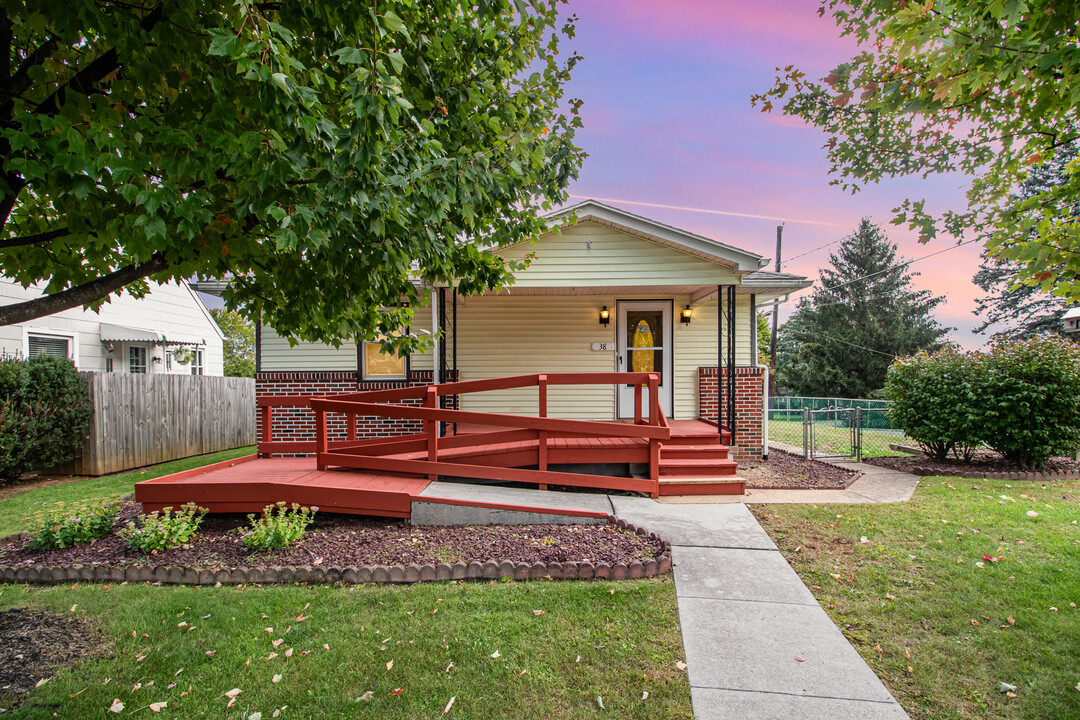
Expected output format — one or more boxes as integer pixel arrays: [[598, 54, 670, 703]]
[[591, 342, 614, 351]]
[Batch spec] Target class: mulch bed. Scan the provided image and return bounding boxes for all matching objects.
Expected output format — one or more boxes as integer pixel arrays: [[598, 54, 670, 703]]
[[0, 609, 105, 702], [738, 448, 858, 490], [0, 502, 664, 572], [864, 452, 1080, 477]]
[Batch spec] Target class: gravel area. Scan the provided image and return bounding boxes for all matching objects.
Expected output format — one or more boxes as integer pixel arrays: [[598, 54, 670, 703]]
[[0, 502, 663, 570], [864, 452, 1080, 475], [738, 448, 857, 489]]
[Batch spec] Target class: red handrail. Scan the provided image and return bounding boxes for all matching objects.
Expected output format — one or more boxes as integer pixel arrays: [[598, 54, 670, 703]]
[[261, 372, 670, 498]]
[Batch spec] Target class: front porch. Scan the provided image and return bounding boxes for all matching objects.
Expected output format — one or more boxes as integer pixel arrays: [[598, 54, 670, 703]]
[[135, 373, 747, 519]]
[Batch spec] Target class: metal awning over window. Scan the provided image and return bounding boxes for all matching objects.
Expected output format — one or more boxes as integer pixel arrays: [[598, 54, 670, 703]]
[[99, 324, 204, 347], [99, 323, 164, 343]]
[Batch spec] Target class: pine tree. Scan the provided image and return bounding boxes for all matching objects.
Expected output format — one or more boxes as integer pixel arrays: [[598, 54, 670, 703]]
[[973, 141, 1079, 340], [777, 219, 949, 398]]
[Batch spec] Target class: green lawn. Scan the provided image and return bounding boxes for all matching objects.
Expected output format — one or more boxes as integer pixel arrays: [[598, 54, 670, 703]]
[[752, 476, 1080, 720], [0, 578, 691, 719], [0, 447, 255, 538]]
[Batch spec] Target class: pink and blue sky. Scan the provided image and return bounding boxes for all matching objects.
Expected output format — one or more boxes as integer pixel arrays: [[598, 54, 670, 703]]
[[559, 0, 988, 348]]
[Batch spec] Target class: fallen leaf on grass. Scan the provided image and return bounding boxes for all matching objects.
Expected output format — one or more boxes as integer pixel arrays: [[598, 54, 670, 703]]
[[248, 713, 262, 720], [225, 688, 242, 699], [284, 648, 293, 658], [389, 688, 403, 696], [356, 691, 374, 702], [532, 610, 545, 616], [490, 650, 501, 659], [675, 661, 687, 671], [205, 651, 216, 657], [443, 696, 456, 714], [265, 627, 273, 634], [386, 660, 394, 671], [272, 674, 282, 684], [597, 696, 605, 709], [35, 678, 48, 688], [109, 699, 124, 713], [272, 639, 284, 648], [149, 701, 167, 712], [267, 652, 278, 660], [641, 691, 650, 701], [445, 662, 454, 673]]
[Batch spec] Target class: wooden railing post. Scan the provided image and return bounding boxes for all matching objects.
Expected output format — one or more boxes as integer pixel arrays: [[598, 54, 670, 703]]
[[346, 411, 357, 443], [314, 405, 328, 471], [260, 405, 272, 457], [647, 374, 659, 427], [426, 386, 439, 482], [634, 383, 643, 425], [648, 373, 660, 498], [538, 374, 548, 490]]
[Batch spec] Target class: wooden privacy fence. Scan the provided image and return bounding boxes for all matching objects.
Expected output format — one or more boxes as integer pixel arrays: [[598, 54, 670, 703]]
[[74, 372, 255, 476]]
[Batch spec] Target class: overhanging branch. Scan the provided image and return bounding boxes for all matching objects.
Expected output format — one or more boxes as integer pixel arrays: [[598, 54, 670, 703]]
[[0, 227, 70, 249], [0, 253, 169, 325]]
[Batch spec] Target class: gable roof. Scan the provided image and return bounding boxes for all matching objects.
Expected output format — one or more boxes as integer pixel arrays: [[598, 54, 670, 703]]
[[545, 199, 770, 274]]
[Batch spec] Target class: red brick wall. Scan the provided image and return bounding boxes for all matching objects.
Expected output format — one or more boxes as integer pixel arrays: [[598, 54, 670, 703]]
[[256, 370, 458, 456], [699, 366, 764, 463]]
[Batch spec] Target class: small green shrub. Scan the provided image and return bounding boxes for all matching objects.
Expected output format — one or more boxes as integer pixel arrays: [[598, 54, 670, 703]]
[[884, 345, 981, 461], [121, 503, 208, 553], [0, 355, 92, 479], [28, 498, 120, 550], [241, 502, 317, 551]]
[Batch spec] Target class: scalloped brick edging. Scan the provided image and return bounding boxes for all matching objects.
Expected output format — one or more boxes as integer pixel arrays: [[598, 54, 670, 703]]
[[0, 517, 672, 587], [906, 467, 1080, 481]]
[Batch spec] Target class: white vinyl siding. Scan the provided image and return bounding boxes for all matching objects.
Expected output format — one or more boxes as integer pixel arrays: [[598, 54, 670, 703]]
[[0, 279, 223, 375], [260, 304, 435, 372], [498, 222, 742, 287], [453, 293, 753, 421]]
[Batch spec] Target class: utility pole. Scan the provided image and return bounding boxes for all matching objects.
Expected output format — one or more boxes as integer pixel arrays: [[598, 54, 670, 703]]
[[769, 224, 783, 395]]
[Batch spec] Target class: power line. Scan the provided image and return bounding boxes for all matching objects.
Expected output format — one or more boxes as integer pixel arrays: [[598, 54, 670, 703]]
[[780, 238, 842, 268], [567, 195, 850, 228], [817, 237, 982, 297], [793, 330, 898, 358]]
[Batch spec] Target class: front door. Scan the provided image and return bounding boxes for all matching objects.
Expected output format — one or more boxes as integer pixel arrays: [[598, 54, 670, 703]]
[[616, 301, 673, 419]]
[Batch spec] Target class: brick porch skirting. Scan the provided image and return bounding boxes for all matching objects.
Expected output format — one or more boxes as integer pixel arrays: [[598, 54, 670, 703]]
[[699, 366, 765, 464], [256, 370, 459, 455]]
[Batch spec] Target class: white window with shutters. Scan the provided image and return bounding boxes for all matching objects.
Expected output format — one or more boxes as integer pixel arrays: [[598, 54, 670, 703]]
[[23, 329, 78, 365]]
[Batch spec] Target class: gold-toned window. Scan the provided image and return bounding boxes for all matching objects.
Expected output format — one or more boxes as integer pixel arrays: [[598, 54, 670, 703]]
[[361, 335, 408, 380]]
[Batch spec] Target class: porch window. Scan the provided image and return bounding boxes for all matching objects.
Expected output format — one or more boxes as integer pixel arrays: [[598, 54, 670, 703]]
[[129, 346, 147, 374], [361, 336, 408, 380], [27, 333, 71, 359]]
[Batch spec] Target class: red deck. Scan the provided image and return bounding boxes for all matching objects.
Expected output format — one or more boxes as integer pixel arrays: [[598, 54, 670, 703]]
[[136, 374, 746, 518]]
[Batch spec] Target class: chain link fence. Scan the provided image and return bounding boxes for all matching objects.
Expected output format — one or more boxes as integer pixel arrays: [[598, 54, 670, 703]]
[[768, 396, 915, 460]]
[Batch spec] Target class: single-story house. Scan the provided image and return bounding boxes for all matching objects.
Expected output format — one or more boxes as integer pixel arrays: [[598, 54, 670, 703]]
[[0, 278, 225, 376], [255, 200, 812, 463]]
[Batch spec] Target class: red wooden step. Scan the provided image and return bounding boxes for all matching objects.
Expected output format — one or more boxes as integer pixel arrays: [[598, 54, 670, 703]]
[[664, 434, 722, 447], [658, 476, 745, 496], [660, 444, 730, 460], [658, 457, 739, 477]]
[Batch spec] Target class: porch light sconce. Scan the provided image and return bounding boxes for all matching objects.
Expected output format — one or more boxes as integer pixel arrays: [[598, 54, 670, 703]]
[[599, 306, 610, 326], [681, 305, 693, 325]]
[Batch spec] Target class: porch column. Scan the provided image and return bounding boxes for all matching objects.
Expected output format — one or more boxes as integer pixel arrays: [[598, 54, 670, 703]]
[[727, 284, 736, 444], [716, 284, 722, 437]]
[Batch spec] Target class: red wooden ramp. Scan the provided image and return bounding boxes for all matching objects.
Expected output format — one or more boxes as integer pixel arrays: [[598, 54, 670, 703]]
[[136, 373, 746, 516], [136, 455, 429, 519]]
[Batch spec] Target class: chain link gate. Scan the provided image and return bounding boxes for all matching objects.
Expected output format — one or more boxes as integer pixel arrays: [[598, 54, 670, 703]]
[[802, 407, 860, 460]]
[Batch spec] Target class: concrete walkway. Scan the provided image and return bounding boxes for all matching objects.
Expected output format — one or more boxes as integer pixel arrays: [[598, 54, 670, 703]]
[[609, 498, 910, 719], [411, 463, 920, 719]]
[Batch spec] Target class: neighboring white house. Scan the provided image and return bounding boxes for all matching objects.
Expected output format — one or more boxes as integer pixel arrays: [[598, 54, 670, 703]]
[[0, 278, 225, 376]]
